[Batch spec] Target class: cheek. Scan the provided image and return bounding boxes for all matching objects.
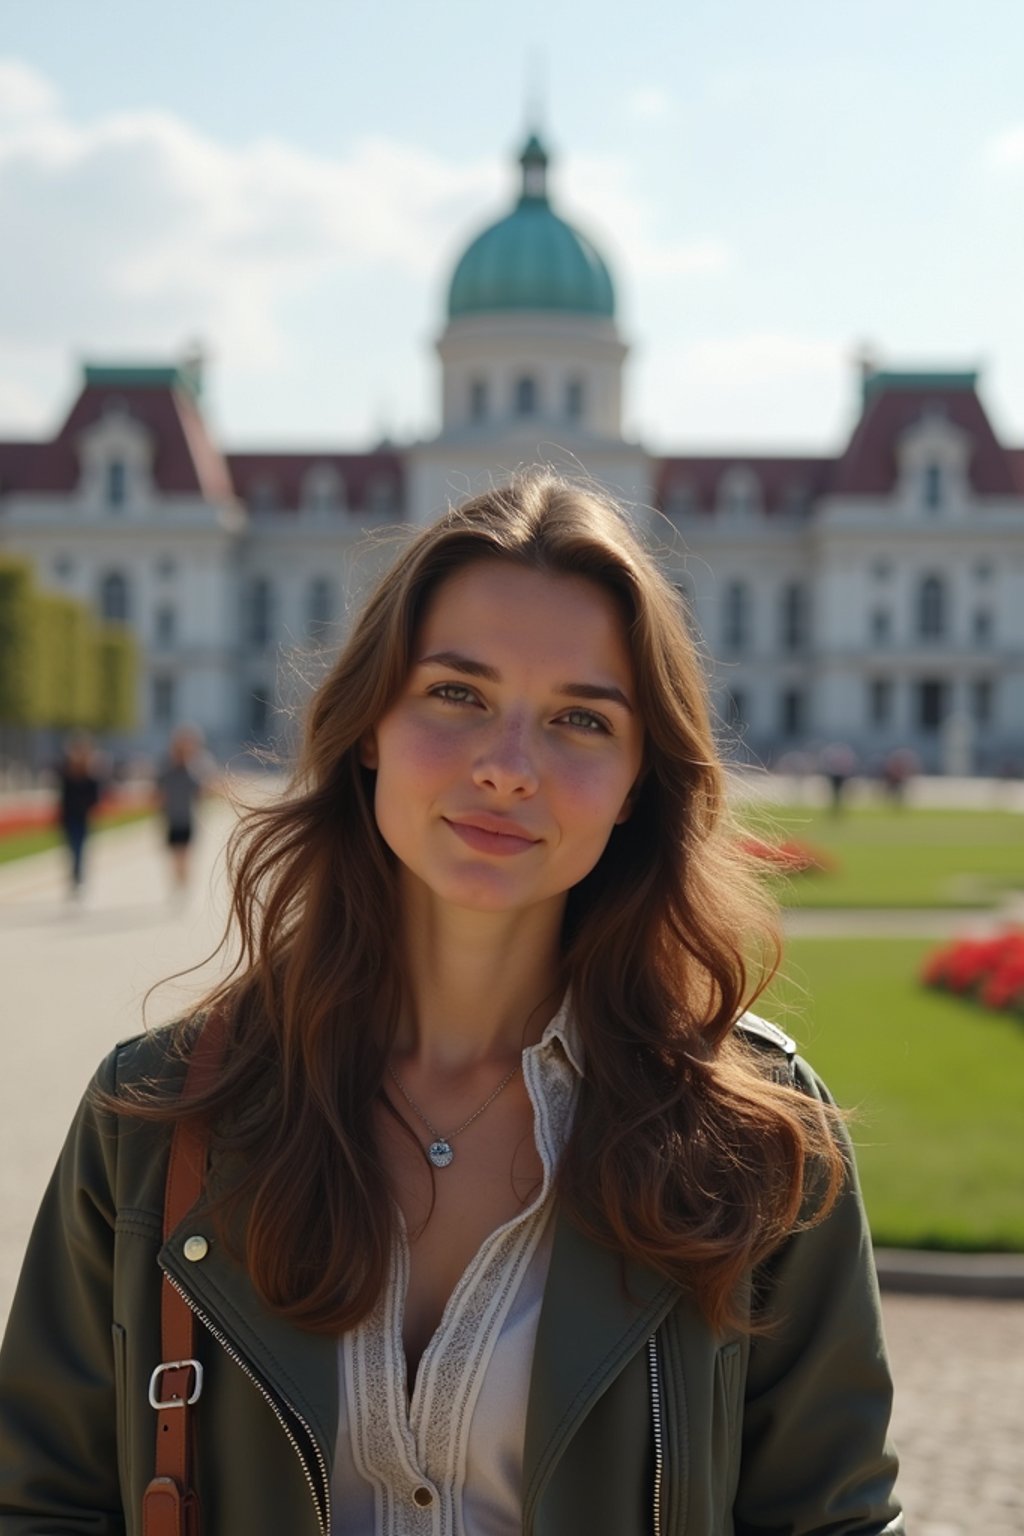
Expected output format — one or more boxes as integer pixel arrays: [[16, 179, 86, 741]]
[[374, 718, 464, 800]]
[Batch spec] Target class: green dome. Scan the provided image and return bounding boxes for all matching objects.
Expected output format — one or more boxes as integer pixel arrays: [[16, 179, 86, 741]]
[[447, 134, 615, 320]]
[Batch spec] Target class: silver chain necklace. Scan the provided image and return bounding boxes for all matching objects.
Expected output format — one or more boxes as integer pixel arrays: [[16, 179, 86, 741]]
[[386, 1059, 521, 1168]]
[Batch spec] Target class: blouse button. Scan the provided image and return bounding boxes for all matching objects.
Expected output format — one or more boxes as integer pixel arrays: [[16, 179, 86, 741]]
[[412, 1485, 434, 1508]]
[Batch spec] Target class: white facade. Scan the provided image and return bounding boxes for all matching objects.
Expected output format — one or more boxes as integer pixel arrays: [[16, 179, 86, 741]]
[[2, 139, 1023, 774]]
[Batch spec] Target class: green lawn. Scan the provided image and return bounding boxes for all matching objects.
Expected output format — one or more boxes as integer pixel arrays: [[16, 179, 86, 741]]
[[0, 806, 154, 865], [761, 938, 1024, 1250], [740, 803, 1024, 908]]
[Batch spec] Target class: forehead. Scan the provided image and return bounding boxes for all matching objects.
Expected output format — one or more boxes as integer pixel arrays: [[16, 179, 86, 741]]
[[417, 560, 634, 678]]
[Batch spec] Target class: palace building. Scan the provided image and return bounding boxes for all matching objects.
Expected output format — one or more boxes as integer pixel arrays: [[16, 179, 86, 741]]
[[2, 131, 1023, 771]]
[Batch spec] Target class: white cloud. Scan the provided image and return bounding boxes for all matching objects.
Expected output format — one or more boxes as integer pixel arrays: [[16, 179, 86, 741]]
[[0, 57, 503, 406], [637, 332, 850, 449], [984, 124, 1024, 170], [561, 153, 734, 281], [0, 58, 58, 122], [686, 332, 844, 383], [0, 56, 734, 440], [624, 86, 674, 122]]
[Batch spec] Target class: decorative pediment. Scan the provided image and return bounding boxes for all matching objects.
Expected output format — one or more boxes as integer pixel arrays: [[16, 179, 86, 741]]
[[75, 400, 154, 511]]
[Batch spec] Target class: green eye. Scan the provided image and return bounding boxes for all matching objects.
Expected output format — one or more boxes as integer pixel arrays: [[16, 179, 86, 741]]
[[563, 709, 608, 733]]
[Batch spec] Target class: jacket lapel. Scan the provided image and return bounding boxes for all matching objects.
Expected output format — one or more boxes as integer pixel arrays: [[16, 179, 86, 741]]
[[522, 1209, 682, 1528], [159, 1216, 339, 1470]]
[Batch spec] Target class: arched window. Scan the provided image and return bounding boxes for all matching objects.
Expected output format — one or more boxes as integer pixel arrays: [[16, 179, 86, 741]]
[[780, 582, 808, 652], [99, 571, 130, 622], [469, 379, 488, 422], [722, 581, 750, 652], [515, 376, 537, 417], [249, 576, 272, 647], [917, 575, 946, 640], [106, 460, 127, 508], [923, 464, 943, 510], [780, 688, 805, 737], [307, 576, 334, 635]]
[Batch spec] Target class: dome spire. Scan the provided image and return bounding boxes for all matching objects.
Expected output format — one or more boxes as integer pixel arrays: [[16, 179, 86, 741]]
[[519, 132, 549, 203]]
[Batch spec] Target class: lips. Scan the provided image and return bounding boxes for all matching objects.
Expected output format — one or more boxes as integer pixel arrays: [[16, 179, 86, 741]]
[[443, 814, 541, 856]]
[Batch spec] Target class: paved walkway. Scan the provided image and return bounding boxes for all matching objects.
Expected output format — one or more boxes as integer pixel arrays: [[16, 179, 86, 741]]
[[1, 798, 1021, 1533]]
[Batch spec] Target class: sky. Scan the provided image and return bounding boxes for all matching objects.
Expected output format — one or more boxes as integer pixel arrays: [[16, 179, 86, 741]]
[[2, 0, 1023, 455]]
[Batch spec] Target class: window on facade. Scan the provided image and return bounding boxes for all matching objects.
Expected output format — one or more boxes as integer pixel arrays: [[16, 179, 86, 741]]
[[368, 477, 397, 514], [871, 559, 892, 582], [780, 688, 805, 737], [869, 678, 892, 727], [249, 479, 277, 514], [249, 687, 270, 739], [718, 469, 761, 518], [722, 581, 750, 652], [917, 575, 946, 640], [974, 561, 992, 582], [307, 576, 334, 635], [249, 577, 272, 647], [972, 678, 993, 726], [922, 463, 943, 510], [303, 465, 342, 513], [106, 460, 127, 508], [515, 376, 537, 417], [53, 554, 75, 580], [152, 675, 176, 726], [725, 690, 746, 729], [154, 606, 176, 648], [870, 608, 892, 644], [780, 583, 808, 652], [973, 608, 993, 645], [565, 379, 584, 422], [469, 379, 488, 422], [665, 480, 696, 517], [156, 556, 177, 580], [99, 571, 130, 623], [916, 678, 948, 732]]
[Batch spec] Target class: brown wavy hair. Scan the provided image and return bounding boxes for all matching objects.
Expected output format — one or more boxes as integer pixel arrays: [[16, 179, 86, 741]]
[[118, 470, 843, 1334]]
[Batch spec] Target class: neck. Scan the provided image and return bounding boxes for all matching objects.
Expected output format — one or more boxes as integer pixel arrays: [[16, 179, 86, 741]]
[[395, 873, 563, 1072]]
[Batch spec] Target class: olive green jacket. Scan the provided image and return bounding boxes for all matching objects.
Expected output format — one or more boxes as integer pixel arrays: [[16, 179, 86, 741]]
[[0, 1025, 902, 1535]]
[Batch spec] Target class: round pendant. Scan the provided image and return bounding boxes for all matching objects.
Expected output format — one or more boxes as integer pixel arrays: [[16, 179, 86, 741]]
[[428, 1139, 454, 1169]]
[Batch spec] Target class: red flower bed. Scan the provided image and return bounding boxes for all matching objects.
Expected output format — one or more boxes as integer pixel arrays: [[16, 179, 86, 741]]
[[739, 835, 837, 874], [922, 930, 1024, 1017]]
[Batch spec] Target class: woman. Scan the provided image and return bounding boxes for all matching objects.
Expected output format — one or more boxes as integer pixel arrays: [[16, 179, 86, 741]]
[[0, 473, 902, 1535], [54, 732, 102, 896]]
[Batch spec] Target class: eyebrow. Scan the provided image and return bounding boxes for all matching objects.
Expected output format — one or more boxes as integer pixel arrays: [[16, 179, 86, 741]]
[[417, 650, 634, 713]]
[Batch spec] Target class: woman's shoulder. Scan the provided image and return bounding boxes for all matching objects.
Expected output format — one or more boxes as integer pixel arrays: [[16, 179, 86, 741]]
[[733, 1011, 834, 1104], [91, 1015, 202, 1103]]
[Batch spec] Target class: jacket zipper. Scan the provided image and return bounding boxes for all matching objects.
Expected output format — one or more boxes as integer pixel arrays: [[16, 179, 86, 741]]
[[161, 1268, 331, 1536], [647, 1333, 663, 1536]]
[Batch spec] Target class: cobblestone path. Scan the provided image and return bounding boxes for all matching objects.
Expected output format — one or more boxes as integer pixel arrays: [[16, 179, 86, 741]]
[[882, 1293, 1024, 1535]]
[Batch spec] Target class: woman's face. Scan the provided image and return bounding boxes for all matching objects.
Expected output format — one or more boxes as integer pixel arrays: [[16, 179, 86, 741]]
[[363, 560, 644, 919]]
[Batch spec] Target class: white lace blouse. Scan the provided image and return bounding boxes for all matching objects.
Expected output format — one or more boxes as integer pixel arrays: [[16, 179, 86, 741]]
[[331, 998, 582, 1536]]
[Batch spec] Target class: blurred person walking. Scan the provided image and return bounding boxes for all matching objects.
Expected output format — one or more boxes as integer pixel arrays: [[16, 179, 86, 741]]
[[155, 726, 211, 895], [54, 734, 102, 898]]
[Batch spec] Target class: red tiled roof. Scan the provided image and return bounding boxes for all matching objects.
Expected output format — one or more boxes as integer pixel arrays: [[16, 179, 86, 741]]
[[831, 377, 1017, 496], [0, 379, 234, 501], [226, 451, 405, 513], [654, 454, 834, 514]]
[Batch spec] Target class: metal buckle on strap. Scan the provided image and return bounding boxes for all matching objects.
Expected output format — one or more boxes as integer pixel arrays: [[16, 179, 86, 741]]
[[148, 1358, 204, 1409]]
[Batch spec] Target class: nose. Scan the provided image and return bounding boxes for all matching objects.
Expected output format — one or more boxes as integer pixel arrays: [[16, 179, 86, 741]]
[[472, 715, 539, 798]]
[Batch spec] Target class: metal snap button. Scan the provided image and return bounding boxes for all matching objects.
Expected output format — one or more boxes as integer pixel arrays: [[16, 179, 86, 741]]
[[412, 1485, 434, 1508], [183, 1235, 209, 1262]]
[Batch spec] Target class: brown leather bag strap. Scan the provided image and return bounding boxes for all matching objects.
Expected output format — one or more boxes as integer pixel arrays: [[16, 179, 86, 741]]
[[142, 1010, 230, 1536]]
